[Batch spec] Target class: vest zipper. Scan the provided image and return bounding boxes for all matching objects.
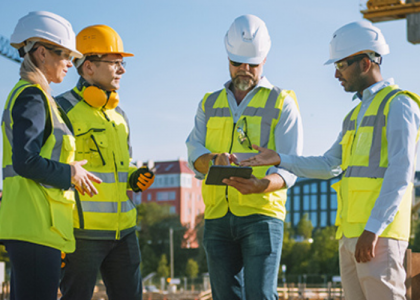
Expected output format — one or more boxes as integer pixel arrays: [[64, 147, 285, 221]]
[[103, 109, 121, 240]]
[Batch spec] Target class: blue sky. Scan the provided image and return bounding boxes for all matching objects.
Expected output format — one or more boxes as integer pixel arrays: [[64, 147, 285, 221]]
[[1, 0, 420, 175]]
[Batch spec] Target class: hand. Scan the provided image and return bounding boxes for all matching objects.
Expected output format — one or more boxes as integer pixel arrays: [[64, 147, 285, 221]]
[[355, 230, 379, 263], [222, 174, 269, 195], [239, 145, 281, 167], [130, 166, 155, 192], [70, 160, 102, 197], [213, 153, 237, 166]]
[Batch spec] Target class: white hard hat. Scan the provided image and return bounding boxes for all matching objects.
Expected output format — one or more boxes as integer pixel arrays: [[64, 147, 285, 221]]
[[10, 11, 82, 58], [325, 21, 389, 65], [224, 14, 271, 65]]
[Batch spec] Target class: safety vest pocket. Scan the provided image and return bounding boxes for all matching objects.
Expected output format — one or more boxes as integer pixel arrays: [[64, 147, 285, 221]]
[[60, 135, 76, 164], [346, 189, 379, 223], [89, 131, 108, 167], [331, 181, 342, 226], [45, 190, 75, 242]]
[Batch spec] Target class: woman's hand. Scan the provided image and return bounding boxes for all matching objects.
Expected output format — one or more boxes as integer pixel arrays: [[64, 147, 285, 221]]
[[70, 160, 102, 197], [239, 144, 281, 167]]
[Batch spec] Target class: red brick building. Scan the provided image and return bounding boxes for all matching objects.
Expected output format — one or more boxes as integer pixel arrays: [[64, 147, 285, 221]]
[[127, 159, 204, 247]]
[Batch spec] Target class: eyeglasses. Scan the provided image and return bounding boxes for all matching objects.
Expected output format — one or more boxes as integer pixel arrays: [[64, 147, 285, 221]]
[[230, 60, 259, 68], [237, 118, 252, 150], [90, 60, 126, 70], [334, 54, 367, 71], [36, 44, 74, 61]]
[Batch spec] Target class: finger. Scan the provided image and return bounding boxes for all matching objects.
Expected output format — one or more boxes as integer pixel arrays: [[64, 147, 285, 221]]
[[76, 159, 88, 166], [252, 144, 263, 151], [86, 180, 98, 196], [75, 185, 84, 195], [87, 173, 102, 184]]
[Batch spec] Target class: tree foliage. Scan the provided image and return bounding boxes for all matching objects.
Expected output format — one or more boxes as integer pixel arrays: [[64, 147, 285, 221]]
[[185, 258, 199, 279], [296, 213, 313, 240], [157, 254, 169, 278]]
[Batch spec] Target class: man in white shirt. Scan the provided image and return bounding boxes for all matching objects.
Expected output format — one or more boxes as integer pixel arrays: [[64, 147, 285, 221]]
[[240, 21, 420, 300]]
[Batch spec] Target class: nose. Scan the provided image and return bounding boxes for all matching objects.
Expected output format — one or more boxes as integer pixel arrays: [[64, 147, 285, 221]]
[[238, 63, 250, 71], [334, 69, 341, 78]]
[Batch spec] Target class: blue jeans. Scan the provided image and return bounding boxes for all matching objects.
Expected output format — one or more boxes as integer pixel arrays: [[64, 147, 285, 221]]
[[60, 230, 142, 300], [203, 212, 284, 300], [4, 240, 61, 300]]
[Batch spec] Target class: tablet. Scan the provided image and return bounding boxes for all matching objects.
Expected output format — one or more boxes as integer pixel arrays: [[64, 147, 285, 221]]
[[205, 165, 253, 186]]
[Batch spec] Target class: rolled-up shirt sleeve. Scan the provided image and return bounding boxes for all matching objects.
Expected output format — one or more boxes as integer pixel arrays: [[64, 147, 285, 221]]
[[186, 99, 210, 179], [11, 88, 72, 189]]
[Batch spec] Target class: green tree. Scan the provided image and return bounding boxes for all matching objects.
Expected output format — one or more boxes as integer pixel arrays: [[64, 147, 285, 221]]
[[157, 254, 169, 278], [296, 213, 313, 240], [185, 258, 199, 280], [308, 226, 339, 275]]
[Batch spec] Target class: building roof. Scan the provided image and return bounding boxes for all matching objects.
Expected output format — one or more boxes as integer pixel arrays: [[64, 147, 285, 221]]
[[152, 159, 195, 175]]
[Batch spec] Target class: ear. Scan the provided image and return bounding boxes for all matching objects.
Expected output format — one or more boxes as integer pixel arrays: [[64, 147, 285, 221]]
[[83, 60, 96, 76], [32, 45, 48, 65], [360, 57, 372, 73]]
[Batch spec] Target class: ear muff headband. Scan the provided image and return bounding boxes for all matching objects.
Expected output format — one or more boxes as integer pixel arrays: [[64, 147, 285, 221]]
[[83, 86, 119, 109]]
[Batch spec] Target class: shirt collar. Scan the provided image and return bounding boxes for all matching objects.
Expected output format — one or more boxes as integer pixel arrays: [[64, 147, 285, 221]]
[[224, 76, 272, 91], [352, 78, 395, 101]]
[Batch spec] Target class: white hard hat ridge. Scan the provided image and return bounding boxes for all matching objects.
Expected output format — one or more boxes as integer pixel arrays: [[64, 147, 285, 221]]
[[224, 14, 271, 65], [10, 11, 82, 58], [325, 20, 390, 65]]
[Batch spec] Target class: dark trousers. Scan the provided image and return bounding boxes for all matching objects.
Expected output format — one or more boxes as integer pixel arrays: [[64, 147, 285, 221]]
[[60, 230, 142, 300], [4, 240, 61, 300]]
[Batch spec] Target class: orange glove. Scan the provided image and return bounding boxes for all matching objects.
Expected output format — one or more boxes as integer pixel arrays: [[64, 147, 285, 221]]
[[130, 166, 155, 192]]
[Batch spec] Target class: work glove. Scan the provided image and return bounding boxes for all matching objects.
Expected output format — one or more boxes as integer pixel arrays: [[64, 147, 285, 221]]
[[130, 166, 155, 192]]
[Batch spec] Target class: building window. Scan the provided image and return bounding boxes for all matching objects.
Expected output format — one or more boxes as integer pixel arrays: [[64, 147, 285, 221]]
[[157, 191, 176, 201], [330, 211, 337, 224], [294, 196, 300, 210], [303, 195, 309, 210], [320, 194, 327, 210], [170, 206, 176, 214], [320, 211, 327, 227], [310, 212, 318, 227], [293, 212, 300, 226], [147, 193, 152, 201], [330, 194, 338, 210]]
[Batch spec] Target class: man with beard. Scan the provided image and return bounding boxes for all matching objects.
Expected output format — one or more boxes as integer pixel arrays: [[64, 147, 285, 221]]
[[186, 14, 303, 300]]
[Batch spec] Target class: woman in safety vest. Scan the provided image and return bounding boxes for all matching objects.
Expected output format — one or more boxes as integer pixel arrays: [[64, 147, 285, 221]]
[[0, 11, 101, 300]]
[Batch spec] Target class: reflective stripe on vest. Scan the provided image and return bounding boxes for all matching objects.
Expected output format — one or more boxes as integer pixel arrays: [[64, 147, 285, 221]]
[[81, 199, 136, 213], [0, 81, 76, 252], [334, 86, 420, 241], [202, 87, 294, 220], [342, 89, 401, 179], [204, 87, 281, 148], [55, 83, 136, 239]]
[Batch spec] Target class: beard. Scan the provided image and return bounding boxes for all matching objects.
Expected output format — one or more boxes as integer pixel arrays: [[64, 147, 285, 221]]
[[232, 73, 257, 92]]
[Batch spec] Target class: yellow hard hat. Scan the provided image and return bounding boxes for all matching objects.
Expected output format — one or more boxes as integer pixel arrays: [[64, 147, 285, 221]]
[[76, 24, 133, 57]]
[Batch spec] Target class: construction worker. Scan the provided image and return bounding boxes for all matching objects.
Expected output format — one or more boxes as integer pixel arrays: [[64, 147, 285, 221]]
[[186, 15, 303, 300], [0, 11, 101, 300], [56, 25, 154, 300], [241, 21, 420, 299]]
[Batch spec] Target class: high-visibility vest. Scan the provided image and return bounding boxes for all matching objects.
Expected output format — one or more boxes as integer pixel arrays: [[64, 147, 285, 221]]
[[56, 82, 137, 240], [333, 85, 420, 241], [202, 86, 299, 220], [0, 80, 76, 252]]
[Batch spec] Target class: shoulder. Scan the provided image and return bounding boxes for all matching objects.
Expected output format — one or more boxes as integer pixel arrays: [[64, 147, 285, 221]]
[[55, 90, 81, 114]]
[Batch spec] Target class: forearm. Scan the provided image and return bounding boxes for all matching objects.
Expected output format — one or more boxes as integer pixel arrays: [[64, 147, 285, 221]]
[[193, 153, 217, 175], [261, 173, 286, 193]]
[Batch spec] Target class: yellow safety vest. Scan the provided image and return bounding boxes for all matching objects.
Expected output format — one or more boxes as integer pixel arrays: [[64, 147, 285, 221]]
[[56, 82, 137, 240], [202, 86, 299, 220], [333, 85, 420, 241], [0, 80, 76, 252]]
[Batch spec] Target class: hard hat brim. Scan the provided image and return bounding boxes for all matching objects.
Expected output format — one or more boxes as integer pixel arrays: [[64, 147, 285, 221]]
[[227, 53, 265, 65]]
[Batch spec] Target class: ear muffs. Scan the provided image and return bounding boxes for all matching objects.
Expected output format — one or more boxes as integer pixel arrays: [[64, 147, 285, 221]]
[[83, 86, 119, 109]]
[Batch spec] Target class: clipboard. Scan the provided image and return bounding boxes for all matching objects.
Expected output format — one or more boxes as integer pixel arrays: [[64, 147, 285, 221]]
[[205, 165, 252, 186]]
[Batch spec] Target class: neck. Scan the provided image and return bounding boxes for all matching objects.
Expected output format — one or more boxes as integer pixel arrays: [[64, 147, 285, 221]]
[[230, 84, 253, 105]]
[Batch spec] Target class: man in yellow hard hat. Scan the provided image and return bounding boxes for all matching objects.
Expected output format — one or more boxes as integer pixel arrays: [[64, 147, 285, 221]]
[[56, 24, 154, 300]]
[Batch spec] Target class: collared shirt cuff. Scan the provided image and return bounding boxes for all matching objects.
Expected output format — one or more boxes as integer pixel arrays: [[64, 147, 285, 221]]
[[365, 217, 387, 236]]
